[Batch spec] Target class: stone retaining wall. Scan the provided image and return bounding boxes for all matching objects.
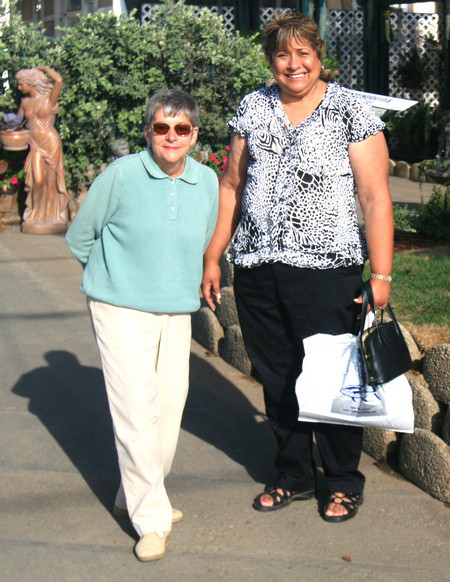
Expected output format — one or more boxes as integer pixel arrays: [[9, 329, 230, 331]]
[[192, 260, 450, 503], [389, 158, 448, 183]]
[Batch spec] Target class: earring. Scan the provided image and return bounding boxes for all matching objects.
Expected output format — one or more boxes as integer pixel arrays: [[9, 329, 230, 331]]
[[321, 65, 324, 72]]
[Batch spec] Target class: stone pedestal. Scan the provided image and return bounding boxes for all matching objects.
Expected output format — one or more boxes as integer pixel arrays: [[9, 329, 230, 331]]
[[21, 220, 68, 235], [0, 188, 21, 225]]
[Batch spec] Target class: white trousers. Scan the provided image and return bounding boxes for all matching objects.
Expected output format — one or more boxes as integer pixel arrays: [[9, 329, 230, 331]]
[[88, 298, 191, 536]]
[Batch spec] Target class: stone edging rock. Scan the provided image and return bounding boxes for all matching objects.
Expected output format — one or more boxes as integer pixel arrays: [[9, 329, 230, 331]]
[[389, 158, 444, 183]]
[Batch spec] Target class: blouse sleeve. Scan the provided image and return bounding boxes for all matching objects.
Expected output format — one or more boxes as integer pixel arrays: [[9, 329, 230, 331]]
[[228, 93, 253, 137], [347, 95, 385, 143]]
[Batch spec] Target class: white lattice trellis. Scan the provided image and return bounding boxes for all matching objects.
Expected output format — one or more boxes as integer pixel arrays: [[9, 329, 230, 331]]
[[328, 9, 440, 106], [141, 3, 235, 32], [260, 7, 290, 26], [328, 9, 364, 90]]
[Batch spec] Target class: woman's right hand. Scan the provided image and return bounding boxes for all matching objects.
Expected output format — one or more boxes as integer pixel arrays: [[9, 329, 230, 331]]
[[202, 258, 222, 311]]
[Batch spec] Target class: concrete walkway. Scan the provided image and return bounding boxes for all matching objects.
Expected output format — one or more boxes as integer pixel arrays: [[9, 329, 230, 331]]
[[0, 183, 449, 582], [389, 175, 437, 207], [357, 175, 437, 225]]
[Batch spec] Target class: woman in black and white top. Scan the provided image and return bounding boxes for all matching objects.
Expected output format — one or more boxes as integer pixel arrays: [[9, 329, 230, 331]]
[[202, 12, 394, 523]]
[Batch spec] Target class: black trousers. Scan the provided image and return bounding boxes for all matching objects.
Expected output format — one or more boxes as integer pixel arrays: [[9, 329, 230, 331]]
[[234, 262, 365, 494]]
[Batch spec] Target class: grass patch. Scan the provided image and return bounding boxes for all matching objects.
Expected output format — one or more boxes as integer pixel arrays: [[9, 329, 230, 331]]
[[364, 246, 450, 350]]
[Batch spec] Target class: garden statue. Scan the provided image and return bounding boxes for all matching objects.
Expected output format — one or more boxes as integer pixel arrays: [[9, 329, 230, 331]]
[[110, 138, 129, 159], [16, 66, 69, 234]]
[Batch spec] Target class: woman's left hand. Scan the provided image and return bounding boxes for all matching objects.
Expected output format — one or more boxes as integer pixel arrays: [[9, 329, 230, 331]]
[[354, 278, 391, 312]]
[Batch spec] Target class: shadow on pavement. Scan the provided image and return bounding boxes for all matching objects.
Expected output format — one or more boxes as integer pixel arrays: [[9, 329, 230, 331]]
[[11, 348, 279, 523], [183, 352, 278, 486], [11, 350, 121, 513]]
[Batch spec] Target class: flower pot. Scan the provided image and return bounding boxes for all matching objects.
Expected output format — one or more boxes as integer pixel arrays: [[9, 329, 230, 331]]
[[0, 129, 29, 151], [424, 169, 450, 186]]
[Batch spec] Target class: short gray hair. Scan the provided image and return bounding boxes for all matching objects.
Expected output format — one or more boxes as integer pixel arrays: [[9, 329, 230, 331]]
[[145, 89, 199, 126]]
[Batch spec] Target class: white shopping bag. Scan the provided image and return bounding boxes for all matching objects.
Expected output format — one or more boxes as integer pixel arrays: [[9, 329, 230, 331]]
[[295, 333, 414, 433]]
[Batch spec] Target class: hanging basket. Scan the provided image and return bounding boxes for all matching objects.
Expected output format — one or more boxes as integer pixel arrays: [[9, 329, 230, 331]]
[[0, 129, 29, 151]]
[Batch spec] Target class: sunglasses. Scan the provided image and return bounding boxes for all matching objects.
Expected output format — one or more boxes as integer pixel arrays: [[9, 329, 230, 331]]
[[152, 122, 192, 137]]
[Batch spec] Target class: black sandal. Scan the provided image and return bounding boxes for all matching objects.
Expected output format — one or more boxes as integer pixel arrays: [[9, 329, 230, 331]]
[[253, 486, 314, 512], [321, 492, 363, 523]]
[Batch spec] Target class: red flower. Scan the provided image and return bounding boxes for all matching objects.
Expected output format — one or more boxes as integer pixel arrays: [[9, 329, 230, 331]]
[[10, 177, 19, 185]]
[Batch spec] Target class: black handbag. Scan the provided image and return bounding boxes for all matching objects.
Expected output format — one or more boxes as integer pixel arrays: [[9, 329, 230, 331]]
[[358, 281, 413, 387]]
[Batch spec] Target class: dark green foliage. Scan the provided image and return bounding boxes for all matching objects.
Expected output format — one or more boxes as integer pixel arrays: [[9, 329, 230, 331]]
[[53, 11, 163, 185], [396, 45, 431, 90], [0, 2, 53, 112], [393, 203, 416, 233], [415, 185, 450, 241], [386, 102, 440, 163]]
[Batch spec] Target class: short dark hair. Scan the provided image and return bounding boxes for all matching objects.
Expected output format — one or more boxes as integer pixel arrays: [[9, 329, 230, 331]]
[[145, 89, 199, 126], [263, 12, 325, 63]]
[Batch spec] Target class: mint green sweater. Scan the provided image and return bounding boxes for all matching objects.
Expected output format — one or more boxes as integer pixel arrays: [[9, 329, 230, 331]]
[[66, 149, 218, 313]]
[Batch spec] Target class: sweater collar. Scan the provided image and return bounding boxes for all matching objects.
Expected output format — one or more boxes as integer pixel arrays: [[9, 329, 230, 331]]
[[139, 148, 199, 184]]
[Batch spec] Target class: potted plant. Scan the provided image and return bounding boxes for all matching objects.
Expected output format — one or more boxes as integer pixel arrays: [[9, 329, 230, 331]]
[[419, 156, 450, 186], [418, 120, 450, 186], [0, 112, 29, 151], [396, 45, 431, 90]]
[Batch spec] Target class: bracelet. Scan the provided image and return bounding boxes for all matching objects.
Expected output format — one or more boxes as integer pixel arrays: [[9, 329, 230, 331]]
[[371, 273, 392, 282]]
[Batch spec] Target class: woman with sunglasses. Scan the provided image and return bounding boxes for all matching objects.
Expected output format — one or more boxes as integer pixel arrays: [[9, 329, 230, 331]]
[[66, 89, 218, 561]]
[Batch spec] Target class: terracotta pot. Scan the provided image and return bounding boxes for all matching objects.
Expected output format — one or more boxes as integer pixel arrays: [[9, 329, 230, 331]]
[[0, 129, 29, 151], [424, 169, 450, 186]]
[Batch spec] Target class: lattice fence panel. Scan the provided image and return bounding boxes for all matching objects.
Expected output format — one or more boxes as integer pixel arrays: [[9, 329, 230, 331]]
[[141, 3, 235, 32], [260, 7, 290, 26], [328, 9, 364, 90]]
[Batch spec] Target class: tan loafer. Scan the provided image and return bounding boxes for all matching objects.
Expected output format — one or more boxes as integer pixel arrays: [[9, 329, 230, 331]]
[[171, 507, 183, 523], [134, 531, 168, 562], [113, 505, 183, 524]]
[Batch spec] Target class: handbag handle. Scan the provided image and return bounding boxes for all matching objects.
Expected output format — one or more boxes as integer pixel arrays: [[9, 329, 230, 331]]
[[359, 281, 403, 339]]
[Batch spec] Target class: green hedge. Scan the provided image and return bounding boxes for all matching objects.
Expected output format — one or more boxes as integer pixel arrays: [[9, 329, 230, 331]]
[[0, 0, 269, 188]]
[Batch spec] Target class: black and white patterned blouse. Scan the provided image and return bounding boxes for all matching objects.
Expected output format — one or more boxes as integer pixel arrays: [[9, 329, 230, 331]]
[[228, 82, 385, 269]]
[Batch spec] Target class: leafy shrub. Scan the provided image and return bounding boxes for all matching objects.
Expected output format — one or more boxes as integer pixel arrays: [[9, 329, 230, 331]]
[[415, 185, 450, 241], [0, 0, 269, 188], [53, 11, 160, 185], [0, 1, 54, 113], [393, 203, 416, 233], [135, 0, 268, 147]]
